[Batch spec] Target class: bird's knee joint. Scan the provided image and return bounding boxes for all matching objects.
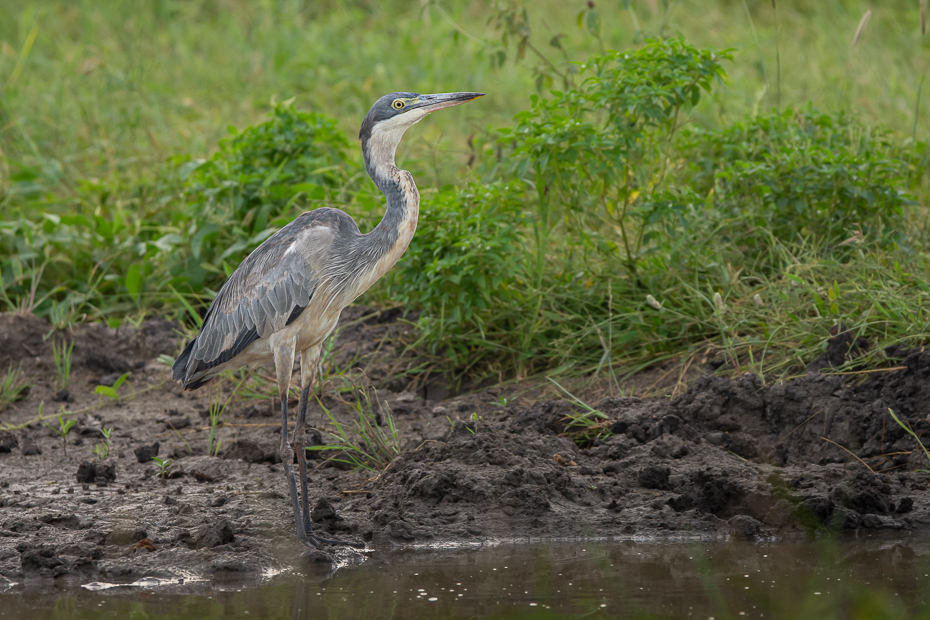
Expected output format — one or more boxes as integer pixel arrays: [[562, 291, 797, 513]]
[[278, 442, 294, 464]]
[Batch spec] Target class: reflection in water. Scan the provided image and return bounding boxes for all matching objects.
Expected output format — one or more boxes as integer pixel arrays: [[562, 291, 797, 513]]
[[3, 539, 930, 618]]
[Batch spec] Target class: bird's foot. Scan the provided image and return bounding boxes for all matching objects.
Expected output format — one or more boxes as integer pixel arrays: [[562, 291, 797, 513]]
[[307, 532, 366, 550], [297, 518, 365, 550]]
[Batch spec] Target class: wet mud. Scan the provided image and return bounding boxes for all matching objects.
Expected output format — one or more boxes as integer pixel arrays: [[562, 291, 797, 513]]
[[0, 310, 928, 588]]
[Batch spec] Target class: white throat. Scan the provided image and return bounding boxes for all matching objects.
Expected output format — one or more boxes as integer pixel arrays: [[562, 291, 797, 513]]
[[367, 109, 427, 180]]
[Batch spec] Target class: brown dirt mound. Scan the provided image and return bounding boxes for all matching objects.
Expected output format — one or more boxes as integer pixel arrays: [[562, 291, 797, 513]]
[[0, 311, 927, 587]]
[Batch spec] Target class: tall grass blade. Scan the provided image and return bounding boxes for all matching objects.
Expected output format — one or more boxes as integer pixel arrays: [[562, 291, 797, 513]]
[[852, 10, 871, 46]]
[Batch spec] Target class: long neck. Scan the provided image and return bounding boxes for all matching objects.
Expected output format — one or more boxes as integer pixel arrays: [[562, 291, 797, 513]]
[[348, 146, 420, 297]]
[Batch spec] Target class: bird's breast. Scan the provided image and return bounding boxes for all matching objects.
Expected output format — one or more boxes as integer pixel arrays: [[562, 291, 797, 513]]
[[346, 171, 419, 302]]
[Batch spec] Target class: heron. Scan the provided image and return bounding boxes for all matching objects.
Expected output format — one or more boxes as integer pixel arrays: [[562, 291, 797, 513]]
[[172, 91, 484, 549]]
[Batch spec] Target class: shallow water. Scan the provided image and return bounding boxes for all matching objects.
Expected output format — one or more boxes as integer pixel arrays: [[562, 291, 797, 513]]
[[3, 538, 930, 619]]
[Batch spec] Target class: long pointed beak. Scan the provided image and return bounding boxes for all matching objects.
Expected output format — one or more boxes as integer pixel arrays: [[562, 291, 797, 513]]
[[412, 92, 484, 114]]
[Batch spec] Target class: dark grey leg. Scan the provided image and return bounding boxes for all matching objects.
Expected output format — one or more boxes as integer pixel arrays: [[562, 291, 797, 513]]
[[296, 384, 314, 535], [279, 394, 320, 548], [294, 382, 364, 549]]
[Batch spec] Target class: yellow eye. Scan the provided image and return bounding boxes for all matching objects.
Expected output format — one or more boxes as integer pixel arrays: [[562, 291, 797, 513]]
[[392, 99, 405, 110]]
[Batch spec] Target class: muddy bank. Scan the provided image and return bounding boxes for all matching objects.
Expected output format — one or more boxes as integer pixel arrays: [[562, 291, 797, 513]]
[[0, 311, 928, 587]]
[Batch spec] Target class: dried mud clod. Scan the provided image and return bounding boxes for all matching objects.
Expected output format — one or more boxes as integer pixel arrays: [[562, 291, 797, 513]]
[[0, 311, 929, 587]]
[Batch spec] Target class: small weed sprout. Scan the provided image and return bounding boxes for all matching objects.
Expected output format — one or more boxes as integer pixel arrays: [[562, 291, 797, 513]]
[[92, 427, 113, 459], [468, 412, 483, 434], [207, 371, 248, 457], [492, 394, 512, 408], [152, 456, 173, 479], [888, 408, 930, 473], [0, 364, 29, 412], [51, 339, 74, 392], [95, 372, 130, 400], [47, 415, 76, 456]]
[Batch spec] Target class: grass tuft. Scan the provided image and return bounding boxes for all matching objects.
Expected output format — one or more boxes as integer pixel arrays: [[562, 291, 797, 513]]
[[51, 339, 73, 392], [310, 377, 400, 472], [0, 364, 29, 413]]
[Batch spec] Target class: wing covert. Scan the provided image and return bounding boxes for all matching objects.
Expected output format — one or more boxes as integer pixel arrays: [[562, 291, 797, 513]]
[[187, 211, 338, 370]]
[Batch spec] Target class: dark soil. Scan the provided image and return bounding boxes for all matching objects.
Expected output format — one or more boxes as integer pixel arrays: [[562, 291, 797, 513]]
[[1, 310, 929, 588]]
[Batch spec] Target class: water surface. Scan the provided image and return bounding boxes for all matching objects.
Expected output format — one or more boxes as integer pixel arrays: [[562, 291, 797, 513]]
[[3, 538, 930, 618]]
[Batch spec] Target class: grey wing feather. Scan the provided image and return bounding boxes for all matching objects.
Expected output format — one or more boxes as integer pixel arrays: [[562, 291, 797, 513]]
[[174, 211, 341, 386]]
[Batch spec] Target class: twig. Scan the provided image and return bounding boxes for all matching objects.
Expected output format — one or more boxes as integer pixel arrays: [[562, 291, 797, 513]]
[[821, 366, 907, 376], [821, 436, 874, 473], [166, 420, 193, 454], [777, 408, 822, 444], [197, 422, 280, 429]]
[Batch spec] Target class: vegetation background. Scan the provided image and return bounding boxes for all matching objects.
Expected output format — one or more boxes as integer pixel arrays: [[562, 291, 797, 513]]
[[1, 0, 929, 389]]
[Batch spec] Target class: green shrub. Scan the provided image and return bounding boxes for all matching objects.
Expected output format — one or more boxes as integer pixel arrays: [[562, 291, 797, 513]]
[[170, 103, 357, 291], [0, 104, 356, 320], [501, 38, 732, 276], [387, 182, 527, 364], [682, 106, 916, 247]]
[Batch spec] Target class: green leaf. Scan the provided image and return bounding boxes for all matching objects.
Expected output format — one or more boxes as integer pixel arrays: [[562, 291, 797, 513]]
[[112, 372, 130, 391], [125, 264, 143, 302], [191, 224, 219, 260], [290, 182, 325, 200], [95, 385, 118, 400]]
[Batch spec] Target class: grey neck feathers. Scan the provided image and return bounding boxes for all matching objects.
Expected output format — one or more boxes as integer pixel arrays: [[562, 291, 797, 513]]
[[360, 139, 419, 261]]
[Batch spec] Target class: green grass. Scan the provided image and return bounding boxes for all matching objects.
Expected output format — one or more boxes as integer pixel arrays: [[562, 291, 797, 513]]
[[889, 407, 930, 473], [1, 1, 930, 387], [91, 426, 112, 459], [0, 363, 29, 412], [46, 413, 75, 456], [2, 1, 928, 195], [51, 337, 73, 391], [311, 376, 400, 472]]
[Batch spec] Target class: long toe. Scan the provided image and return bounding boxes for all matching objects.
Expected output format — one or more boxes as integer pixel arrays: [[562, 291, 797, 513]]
[[309, 534, 366, 550]]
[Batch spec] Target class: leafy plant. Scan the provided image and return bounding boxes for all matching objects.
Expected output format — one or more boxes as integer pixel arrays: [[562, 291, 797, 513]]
[[485, 0, 577, 92], [389, 181, 526, 367], [91, 427, 113, 459], [51, 339, 74, 392], [47, 414, 76, 456], [468, 412, 483, 434], [0, 104, 357, 324], [492, 394, 513, 408], [682, 106, 916, 248], [95, 372, 130, 400], [152, 456, 173, 480], [0, 364, 29, 412], [173, 103, 357, 292], [503, 38, 732, 276]]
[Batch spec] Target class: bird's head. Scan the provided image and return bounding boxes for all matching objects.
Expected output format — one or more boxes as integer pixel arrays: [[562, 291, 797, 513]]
[[359, 91, 484, 179]]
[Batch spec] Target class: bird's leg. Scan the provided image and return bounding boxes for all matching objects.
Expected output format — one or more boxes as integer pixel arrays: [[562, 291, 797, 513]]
[[280, 394, 313, 545], [273, 341, 315, 547], [296, 346, 365, 549], [295, 382, 314, 535]]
